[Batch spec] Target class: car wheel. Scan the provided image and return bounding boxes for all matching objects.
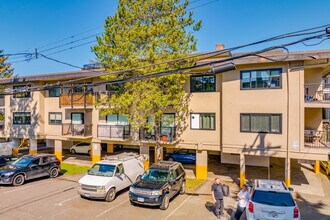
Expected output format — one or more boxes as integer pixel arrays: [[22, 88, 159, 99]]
[[168, 157, 174, 161], [105, 188, 116, 202], [180, 181, 186, 195], [160, 194, 170, 210], [49, 167, 59, 178], [13, 174, 25, 186], [87, 150, 91, 156], [70, 149, 76, 154]]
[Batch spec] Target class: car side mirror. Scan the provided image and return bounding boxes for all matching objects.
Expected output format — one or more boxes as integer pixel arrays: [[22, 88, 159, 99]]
[[289, 187, 294, 192]]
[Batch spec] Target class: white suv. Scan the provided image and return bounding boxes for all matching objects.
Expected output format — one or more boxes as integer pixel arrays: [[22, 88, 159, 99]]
[[246, 179, 300, 220], [78, 153, 144, 202]]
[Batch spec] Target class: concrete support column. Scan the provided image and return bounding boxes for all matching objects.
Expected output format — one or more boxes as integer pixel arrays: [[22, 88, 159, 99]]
[[54, 140, 63, 162], [196, 150, 208, 180], [154, 146, 163, 163], [314, 160, 320, 174], [29, 139, 37, 155], [285, 157, 291, 187], [240, 154, 246, 188], [12, 138, 20, 156], [140, 145, 150, 171], [107, 143, 114, 154], [92, 142, 101, 165]]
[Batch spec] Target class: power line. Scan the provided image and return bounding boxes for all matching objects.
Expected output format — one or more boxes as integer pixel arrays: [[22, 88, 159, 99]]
[[2, 31, 329, 96], [187, 0, 219, 11]]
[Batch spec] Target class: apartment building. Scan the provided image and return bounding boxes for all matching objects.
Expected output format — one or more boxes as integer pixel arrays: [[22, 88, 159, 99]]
[[0, 48, 329, 187]]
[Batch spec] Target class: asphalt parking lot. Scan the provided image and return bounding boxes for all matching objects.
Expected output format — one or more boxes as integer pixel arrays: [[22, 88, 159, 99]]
[[0, 174, 221, 220]]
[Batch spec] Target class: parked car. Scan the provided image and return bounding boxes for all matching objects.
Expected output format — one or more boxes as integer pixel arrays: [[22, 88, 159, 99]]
[[70, 142, 91, 155], [0, 154, 61, 186], [246, 179, 300, 220], [165, 149, 196, 164], [0, 155, 19, 168], [78, 153, 144, 202], [129, 161, 186, 210]]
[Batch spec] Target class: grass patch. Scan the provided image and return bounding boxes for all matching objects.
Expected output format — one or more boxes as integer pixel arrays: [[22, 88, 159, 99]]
[[186, 178, 205, 189], [60, 163, 91, 175]]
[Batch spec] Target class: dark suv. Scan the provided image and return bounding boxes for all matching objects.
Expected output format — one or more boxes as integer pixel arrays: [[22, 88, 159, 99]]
[[0, 154, 61, 186], [129, 161, 186, 210]]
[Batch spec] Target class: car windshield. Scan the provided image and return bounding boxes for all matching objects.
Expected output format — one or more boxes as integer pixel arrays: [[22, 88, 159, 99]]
[[12, 157, 33, 167], [252, 190, 295, 207], [141, 169, 168, 182], [88, 164, 115, 177]]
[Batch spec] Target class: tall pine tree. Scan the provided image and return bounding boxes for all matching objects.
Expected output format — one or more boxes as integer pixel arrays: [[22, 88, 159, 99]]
[[0, 50, 13, 121], [92, 0, 201, 161]]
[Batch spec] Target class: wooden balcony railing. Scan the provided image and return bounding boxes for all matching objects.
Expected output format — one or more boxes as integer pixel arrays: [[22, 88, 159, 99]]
[[304, 130, 330, 148], [62, 123, 93, 137], [97, 124, 130, 139], [59, 93, 94, 108]]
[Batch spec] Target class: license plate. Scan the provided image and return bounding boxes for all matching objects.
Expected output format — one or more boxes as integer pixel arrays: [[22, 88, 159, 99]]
[[137, 197, 144, 202]]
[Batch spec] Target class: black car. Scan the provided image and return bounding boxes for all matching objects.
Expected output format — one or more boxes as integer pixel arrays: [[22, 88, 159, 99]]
[[0, 154, 61, 186], [0, 155, 18, 167], [129, 161, 186, 210]]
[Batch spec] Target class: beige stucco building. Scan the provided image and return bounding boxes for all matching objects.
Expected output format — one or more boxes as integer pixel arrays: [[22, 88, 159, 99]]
[[1, 48, 330, 187]]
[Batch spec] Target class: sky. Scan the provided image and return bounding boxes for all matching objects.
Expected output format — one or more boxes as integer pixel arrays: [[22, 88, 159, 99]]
[[1, 0, 330, 76]]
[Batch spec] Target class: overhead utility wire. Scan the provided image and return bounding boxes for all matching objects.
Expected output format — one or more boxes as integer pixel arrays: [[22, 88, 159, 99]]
[[2, 32, 329, 96]]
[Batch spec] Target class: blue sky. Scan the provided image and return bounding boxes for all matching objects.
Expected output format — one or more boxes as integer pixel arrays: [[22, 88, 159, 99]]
[[1, 0, 330, 76]]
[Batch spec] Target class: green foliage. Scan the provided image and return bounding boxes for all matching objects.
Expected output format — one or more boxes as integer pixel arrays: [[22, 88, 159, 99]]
[[0, 50, 13, 79], [60, 163, 91, 175], [92, 0, 201, 160]]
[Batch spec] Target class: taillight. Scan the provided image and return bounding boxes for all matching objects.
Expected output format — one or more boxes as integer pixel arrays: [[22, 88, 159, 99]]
[[294, 206, 299, 218], [248, 201, 254, 213]]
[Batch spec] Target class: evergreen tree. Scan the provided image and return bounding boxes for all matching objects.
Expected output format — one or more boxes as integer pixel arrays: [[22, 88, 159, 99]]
[[92, 0, 201, 161], [0, 50, 13, 121]]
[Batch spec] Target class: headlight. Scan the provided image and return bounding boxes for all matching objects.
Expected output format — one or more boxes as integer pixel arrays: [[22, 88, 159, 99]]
[[129, 187, 136, 194], [3, 172, 15, 177], [151, 189, 163, 196], [97, 186, 105, 193]]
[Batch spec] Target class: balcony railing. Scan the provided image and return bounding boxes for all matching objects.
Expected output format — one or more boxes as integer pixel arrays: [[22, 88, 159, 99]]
[[94, 91, 115, 104], [62, 123, 93, 137], [304, 83, 330, 102], [0, 98, 4, 107], [59, 93, 94, 108], [140, 127, 176, 142], [304, 130, 330, 148], [97, 124, 130, 139]]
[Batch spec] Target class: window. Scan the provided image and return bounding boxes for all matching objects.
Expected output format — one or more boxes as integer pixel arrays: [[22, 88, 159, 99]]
[[49, 112, 62, 125], [190, 113, 215, 130], [241, 68, 282, 89], [13, 85, 30, 98], [240, 114, 281, 133], [106, 114, 129, 125], [13, 112, 31, 125], [190, 75, 216, 92], [49, 88, 60, 97], [71, 113, 84, 124]]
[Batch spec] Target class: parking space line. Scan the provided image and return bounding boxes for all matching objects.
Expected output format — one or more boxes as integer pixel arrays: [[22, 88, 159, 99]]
[[163, 196, 192, 220], [95, 200, 128, 218], [3, 179, 54, 194], [55, 195, 80, 206]]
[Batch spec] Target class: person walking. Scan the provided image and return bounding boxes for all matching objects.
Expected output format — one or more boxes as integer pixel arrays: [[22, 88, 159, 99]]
[[234, 184, 250, 220], [211, 177, 225, 218]]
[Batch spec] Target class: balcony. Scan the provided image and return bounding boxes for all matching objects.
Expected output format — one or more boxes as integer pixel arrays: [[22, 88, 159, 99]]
[[304, 130, 330, 148], [62, 123, 93, 137], [140, 127, 176, 143], [94, 91, 114, 105], [305, 83, 330, 107], [97, 124, 130, 140], [59, 93, 94, 108]]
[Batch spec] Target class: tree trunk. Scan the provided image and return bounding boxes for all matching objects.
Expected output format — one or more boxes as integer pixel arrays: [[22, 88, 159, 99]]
[[155, 119, 162, 162]]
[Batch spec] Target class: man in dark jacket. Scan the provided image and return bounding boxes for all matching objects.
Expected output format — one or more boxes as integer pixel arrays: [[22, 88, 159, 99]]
[[211, 177, 225, 218]]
